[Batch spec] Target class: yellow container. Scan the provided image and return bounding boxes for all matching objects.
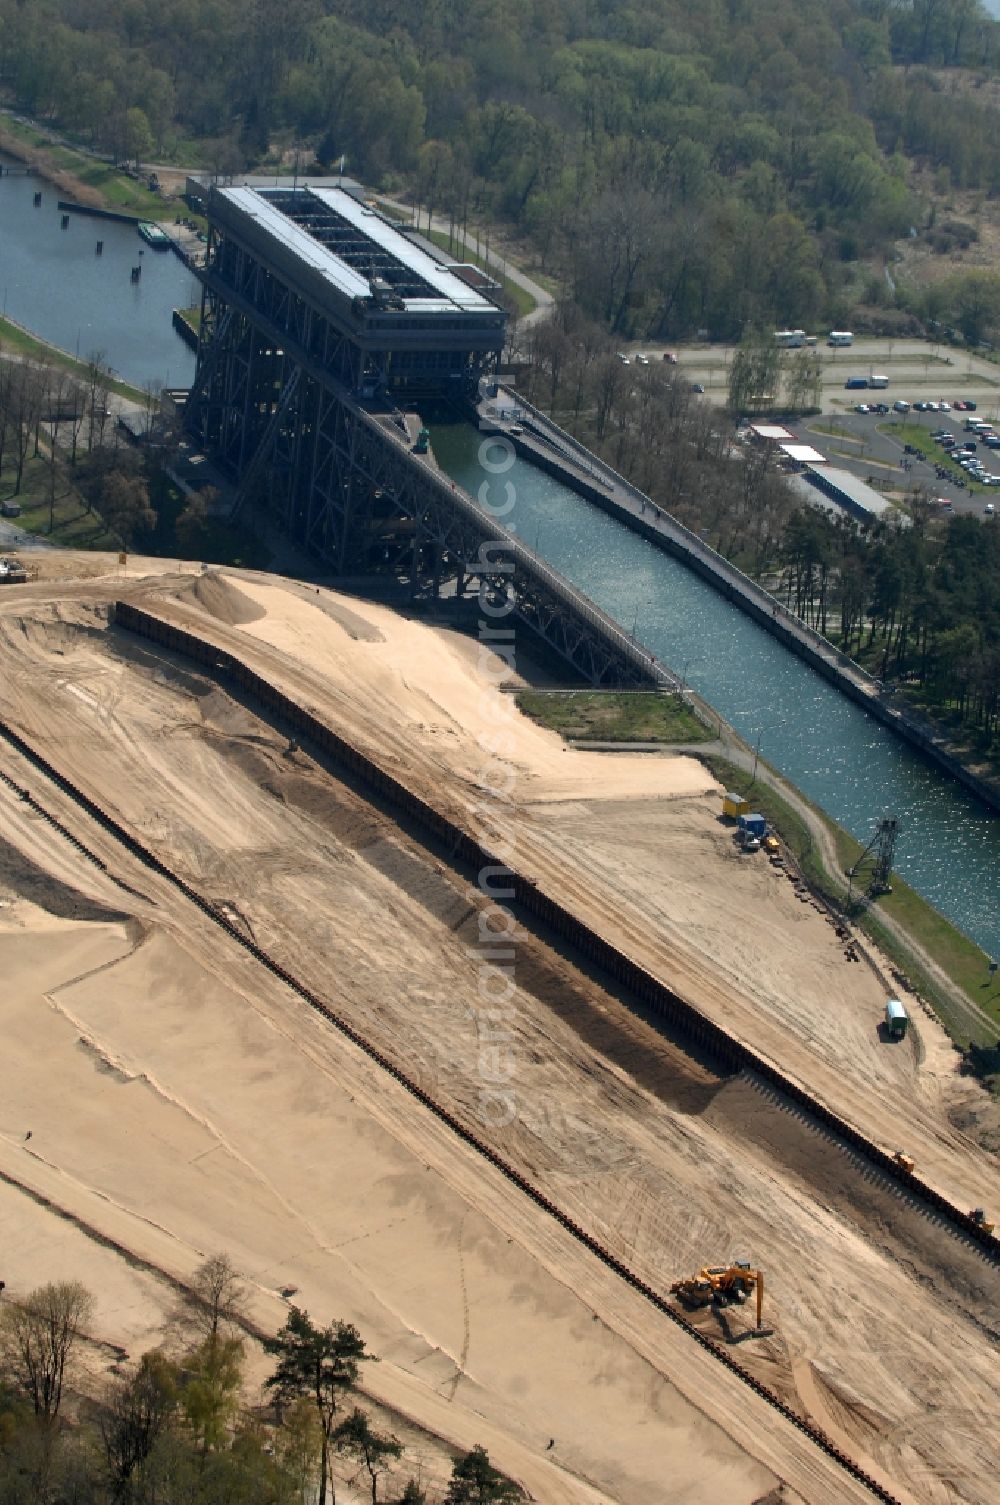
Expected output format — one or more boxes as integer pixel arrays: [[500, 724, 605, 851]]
[[722, 792, 750, 819]]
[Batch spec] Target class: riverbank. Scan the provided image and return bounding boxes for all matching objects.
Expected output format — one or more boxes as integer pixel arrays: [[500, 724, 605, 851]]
[[515, 686, 998, 1091], [0, 314, 145, 402], [498, 388, 1000, 821], [0, 112, 165, 218]]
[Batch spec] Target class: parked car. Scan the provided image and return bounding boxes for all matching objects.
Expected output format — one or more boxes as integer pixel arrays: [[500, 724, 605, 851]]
[[913, 401, 930, 411], [986, 503, 995, 515], [662, 351, 678, 363], [635, 353, 649, 365], [926, 401, 941, 412], [873, 403, 890, 414], [984, 436, 1000, 448], [893, 400, 910, 413], [938, 401, 951, 411], [616, 352, 630, 364], [964, 400, 978, 410], [854, 403, 871, 414], [954, 400, 969, 410], [690, 382, 705, 393]]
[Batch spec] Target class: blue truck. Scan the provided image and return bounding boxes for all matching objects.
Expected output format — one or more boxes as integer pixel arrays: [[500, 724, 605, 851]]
[[737, 812, 767, 850]]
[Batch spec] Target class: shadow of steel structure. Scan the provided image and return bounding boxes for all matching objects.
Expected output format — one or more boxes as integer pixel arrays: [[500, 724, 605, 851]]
[[184, 185, 670, 689]]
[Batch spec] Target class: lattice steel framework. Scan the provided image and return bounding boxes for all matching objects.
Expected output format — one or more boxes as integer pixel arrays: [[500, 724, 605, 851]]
[[184, 211, 671, 689]]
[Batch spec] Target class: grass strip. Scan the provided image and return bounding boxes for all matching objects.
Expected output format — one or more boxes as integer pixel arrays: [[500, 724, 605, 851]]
[[515, 689, 712, 743], [0, 116, 164, 217]]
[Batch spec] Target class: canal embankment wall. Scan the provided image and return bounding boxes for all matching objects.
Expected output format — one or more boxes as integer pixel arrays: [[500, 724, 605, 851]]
[[171, 309, 199, 350], [495, 388, 1000, 817]]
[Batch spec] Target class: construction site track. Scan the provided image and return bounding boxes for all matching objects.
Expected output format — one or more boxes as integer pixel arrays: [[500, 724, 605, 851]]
[[4, 599, 992, 1504]]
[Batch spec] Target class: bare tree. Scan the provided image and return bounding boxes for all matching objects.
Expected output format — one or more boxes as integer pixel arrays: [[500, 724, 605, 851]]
[[174, 1253, 248, 1351], [83, 353, 113, 456], [0, 1281, 94, 1426], [6, 361, 46, 495]]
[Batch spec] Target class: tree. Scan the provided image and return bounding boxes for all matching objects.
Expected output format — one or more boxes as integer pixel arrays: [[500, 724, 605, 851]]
[[0, 1281, 94, 1426], [728, 330, 781, 416], [265, 1309, 373, 1505], [97, 471, 156, 550], [176, 1253, 248, 1352], [332, 1409, 402, 1505], [445, 1445, 522, 1504], [180, 1334, 244, 1456], [82, 354, 113, 459], [99, 1351, 178, 1500]]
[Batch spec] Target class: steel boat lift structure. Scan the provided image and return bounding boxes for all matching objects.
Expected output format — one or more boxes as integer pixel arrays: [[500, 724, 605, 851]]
[[184, 185, 668, 689]]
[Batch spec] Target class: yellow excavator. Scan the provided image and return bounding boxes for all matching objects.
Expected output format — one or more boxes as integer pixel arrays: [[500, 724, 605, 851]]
[[670, 1261, 765, 1330]]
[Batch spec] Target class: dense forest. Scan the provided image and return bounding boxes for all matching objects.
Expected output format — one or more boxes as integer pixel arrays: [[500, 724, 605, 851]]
[[4, 2, 1000, 336]]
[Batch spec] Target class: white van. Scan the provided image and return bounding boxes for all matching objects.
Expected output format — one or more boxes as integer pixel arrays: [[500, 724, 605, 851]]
[[868, 374, 889, 389], [828, 330, 854, 347]]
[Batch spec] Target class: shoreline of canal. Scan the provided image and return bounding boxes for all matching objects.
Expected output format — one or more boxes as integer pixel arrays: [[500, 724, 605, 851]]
[[0, 311, 146, 402], [498, 389, 1000, 821]]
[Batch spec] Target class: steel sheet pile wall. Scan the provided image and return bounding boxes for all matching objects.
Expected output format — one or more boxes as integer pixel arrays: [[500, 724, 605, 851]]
[[111, 601, 997, 1263], [6, 598, 995, 1503]]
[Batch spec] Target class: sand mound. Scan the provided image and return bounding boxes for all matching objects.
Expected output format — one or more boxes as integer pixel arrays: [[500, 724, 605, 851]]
[[182, 573, 266, 626]]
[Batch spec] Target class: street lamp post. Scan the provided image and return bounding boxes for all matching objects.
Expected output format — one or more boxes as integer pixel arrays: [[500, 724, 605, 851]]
[[752, 726, 764, 784], [750, 715, 788, 786]]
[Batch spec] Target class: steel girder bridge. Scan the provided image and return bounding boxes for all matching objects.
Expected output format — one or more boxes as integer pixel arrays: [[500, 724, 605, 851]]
[[184, 186, 669, 689]]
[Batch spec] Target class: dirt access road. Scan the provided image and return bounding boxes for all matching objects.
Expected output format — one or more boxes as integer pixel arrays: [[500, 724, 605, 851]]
[[0, 556, 997, 1504]]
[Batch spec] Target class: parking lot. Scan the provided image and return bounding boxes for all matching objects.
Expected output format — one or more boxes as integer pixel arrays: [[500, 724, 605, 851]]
[[794, 404, 1000, 518], [612, 336, 1000, 519], [618, 337, 1000, 420]]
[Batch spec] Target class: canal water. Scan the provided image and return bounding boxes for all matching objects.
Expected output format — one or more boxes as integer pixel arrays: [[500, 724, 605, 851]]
[[0, 157, 198, 388], [432, 419, 1000, 957]]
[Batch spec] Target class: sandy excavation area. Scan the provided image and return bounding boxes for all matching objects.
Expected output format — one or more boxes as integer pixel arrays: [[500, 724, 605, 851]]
[[0, 558, 998, 1505]]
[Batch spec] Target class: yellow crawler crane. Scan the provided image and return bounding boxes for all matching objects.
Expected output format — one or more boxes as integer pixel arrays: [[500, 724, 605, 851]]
[[670, 1261, 765, 1330]]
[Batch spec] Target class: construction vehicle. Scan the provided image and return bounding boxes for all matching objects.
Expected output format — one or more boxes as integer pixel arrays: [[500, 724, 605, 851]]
[[892, 1150, 915, 1174], [671, 1262, 764, 1330], [969, 1208, 995, 1234]]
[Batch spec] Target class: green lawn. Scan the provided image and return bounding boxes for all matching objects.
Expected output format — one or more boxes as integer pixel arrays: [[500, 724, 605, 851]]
[[4, 455, 271, 571], [515, 689, 711, 743], [877, 418, 992, 492], [0, 320, 145, 402], [0, 116, 165, 217], [1, 456, 118, 549]]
